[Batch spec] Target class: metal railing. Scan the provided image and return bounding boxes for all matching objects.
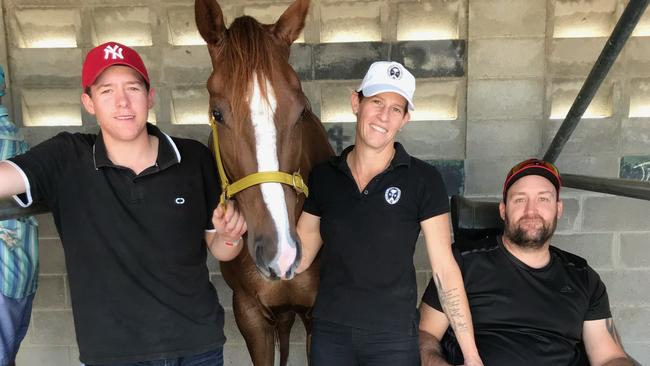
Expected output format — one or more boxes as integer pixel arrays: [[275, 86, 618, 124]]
[[543, 0, 650, 201]]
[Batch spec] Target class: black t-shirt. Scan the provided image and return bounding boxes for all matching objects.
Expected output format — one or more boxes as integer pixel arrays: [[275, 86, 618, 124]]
[[422, 236, 611, 366], [9, 124, 225, 364], [304, 142, 449, 334]]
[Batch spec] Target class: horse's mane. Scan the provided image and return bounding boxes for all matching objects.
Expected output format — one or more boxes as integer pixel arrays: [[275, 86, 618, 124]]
[[217, 16, 290, 126]]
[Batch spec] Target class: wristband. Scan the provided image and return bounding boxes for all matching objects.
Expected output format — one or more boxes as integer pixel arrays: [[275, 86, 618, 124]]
[[225, 237, 241, 247]]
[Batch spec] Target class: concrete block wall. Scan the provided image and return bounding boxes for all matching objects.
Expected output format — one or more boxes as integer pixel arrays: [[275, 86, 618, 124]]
[[0, 0, 647, 364]]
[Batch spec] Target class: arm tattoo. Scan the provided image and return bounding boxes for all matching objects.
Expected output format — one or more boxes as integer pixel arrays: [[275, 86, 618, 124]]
[[606, 318, 622, 346], [434, 273, 468, 333]]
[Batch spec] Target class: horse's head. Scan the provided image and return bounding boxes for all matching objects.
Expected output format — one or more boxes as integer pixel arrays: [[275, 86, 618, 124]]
[[196, 0, 312, 280]]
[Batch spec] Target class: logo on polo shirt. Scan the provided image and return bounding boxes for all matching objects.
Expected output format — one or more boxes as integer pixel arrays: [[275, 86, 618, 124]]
[[560, 285, 574, 293], [384, 187, 401, 205]]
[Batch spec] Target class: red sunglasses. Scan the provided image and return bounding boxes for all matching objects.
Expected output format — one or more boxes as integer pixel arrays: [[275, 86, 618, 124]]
[[503, 158, 562, 198], [508, 159, 560, 178]]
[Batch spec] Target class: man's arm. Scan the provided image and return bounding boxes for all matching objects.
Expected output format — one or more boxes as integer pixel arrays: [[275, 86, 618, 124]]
[[420, 302, 453, 366], [583, 318, 633, 366], [0, 161, 27, 198], [295, 211, 322, 274], [205, 200, 247, 261], [421, 213, 483, 366]]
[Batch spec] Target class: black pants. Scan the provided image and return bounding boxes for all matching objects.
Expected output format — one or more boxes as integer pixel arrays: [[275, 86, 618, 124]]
[[86, 348, 223, 366], [310, 320, 420, 366]]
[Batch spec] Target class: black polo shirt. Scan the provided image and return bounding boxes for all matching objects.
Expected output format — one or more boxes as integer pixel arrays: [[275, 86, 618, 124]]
[[303, 142, 449, 334], [9, 124, 225, 364], [422, 236, 611, 366]]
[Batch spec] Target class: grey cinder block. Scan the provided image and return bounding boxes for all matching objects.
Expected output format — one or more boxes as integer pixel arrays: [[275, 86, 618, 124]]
[[620, 233, 650, 268], [33, 275, 66, 309], [583, 197, 650, 232], [39, 238, 67, 275], [391, 40, 465, 78], [314, 42, 389, 80]]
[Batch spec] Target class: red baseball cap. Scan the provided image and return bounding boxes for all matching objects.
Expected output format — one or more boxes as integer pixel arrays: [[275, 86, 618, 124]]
[[503, 158, 562, 201], [81, 42, 149, 90]]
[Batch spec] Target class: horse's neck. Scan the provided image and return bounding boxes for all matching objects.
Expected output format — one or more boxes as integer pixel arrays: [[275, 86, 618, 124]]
[[300, 110, 334, 173]]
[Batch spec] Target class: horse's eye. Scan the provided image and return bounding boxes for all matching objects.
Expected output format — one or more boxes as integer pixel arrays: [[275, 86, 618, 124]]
[[212, 108, 224, 124]]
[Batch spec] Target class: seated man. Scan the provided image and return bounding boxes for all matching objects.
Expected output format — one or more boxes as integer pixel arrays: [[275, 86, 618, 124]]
[[419, 159, 634, 366]]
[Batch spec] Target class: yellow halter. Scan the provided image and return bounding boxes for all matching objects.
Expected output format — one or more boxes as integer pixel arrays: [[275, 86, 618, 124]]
[[209, 115, 309, 205]]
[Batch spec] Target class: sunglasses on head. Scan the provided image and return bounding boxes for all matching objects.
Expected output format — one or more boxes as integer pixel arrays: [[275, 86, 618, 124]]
[[503, 158, 562, 200], [508, 158, 560, 178]]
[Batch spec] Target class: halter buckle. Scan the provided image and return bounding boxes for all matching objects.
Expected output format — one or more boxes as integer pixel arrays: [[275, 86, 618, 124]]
[[292, 171, 306, 195]]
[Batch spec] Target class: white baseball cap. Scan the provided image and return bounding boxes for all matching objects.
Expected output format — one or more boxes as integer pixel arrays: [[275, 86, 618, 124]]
[[356, 61, 416, 111]]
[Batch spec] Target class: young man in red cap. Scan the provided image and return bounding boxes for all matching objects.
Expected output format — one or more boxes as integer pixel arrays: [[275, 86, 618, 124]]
[[418, 159, 634, 366], [0, 42, 246, 365]]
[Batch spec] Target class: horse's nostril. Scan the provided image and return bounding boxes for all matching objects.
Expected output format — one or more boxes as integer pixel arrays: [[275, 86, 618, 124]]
[[284, 267, 294, 280], [268, 267, 278, 280]]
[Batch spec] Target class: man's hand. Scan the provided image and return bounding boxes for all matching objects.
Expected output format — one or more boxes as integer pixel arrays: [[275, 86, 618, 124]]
[[206, 200, 247, 261], [212, 200, 247, 243], [420, 330, 452, 366], [420, 302, 484, 366]]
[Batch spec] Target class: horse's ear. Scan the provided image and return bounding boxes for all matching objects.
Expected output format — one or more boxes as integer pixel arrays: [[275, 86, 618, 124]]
[[273, 0, 309, 45], [195, 0, 226, 44]]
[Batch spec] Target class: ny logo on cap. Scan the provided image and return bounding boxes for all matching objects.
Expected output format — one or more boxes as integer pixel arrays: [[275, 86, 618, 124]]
[[388, 65, 402, 80], [104, 45, 124, 60]]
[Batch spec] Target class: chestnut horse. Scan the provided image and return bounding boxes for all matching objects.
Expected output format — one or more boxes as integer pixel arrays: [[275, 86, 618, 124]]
[[195, 0, 332, 364]]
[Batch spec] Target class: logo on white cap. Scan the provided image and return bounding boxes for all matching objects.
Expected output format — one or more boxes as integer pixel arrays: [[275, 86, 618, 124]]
[[104, 45, 124, 60], [388, 65, 402, 80]]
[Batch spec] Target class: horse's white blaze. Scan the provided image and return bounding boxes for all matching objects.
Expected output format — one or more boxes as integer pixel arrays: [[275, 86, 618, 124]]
[[250, 73, 297, 276]]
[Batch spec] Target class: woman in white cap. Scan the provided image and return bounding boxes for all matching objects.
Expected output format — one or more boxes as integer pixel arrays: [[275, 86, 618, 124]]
[[297, 61, 483, 366]]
